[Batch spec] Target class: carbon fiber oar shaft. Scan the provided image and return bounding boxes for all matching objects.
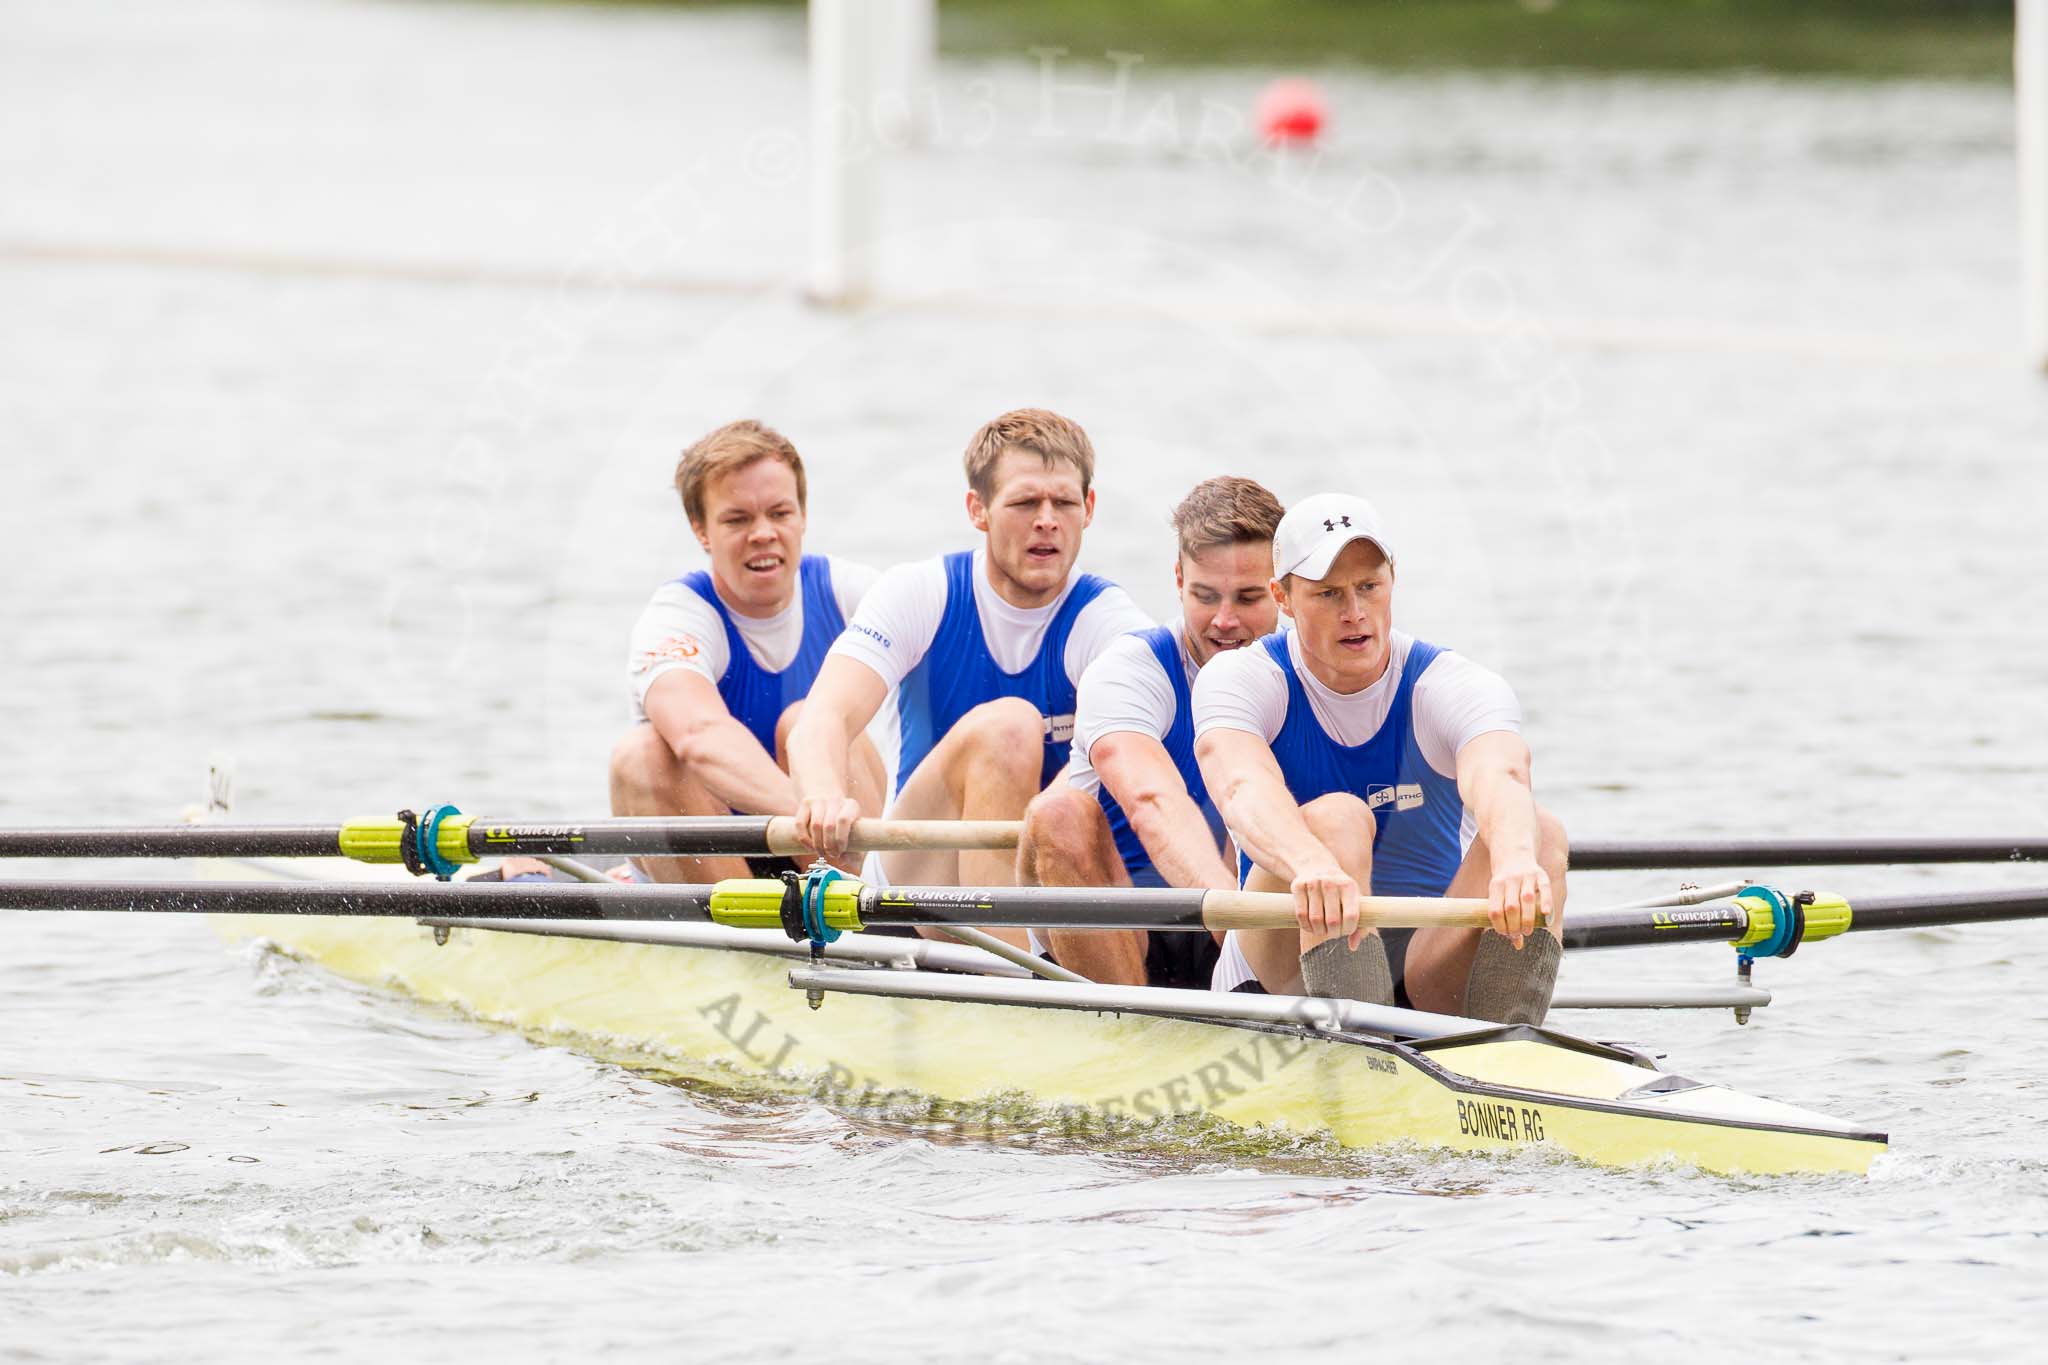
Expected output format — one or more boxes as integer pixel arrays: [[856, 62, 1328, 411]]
[[0, 877, 714, 920], [1573, 837, 2048, 870], [0, 816, 1018, 862], [1565, 886, 2048, 949]]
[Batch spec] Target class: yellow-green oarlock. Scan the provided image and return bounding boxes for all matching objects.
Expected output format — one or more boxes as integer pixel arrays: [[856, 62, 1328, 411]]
[[1733, 887, 1852, 954], [708, 877, 866, 932], [337, 814, 478, 867]]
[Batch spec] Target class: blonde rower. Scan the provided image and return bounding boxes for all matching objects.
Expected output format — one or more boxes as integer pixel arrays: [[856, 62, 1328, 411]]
[[610, 420, 889, 883], [789, 409, 1151, 938], [1193, 493, 1568, 1020]]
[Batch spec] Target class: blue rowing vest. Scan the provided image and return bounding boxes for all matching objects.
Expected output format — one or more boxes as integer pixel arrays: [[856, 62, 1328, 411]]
[[1245, 630, 1466, 898], [1096, 626, 1227, 887], [678, 555, 845, 755], [896, 550, 1110, 792]]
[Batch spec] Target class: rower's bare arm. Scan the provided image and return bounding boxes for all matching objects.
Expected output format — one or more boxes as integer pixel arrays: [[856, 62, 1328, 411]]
[[1092, 731, 1235, 890], [642, 671, 797, 816], [788, 655, 889, 856], [1455, 730, 1553, 943], [1195, 729, 1360, 943]]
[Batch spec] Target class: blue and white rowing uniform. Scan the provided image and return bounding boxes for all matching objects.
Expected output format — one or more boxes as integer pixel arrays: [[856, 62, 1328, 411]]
[[1191, 628, 1521, 992], [1061, 623, 1232, 989], [627, 553, 888, 755], [828, 548, 1153, 801], [1068, 625, 1228, 888]]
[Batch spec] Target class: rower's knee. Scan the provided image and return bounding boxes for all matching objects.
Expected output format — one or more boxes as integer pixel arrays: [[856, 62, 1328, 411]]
[[1020, 786, 1107, 882], [1023, 785, 1098, 848], [602, 724, 675, 810], [959, 697, 1045, 775], [609, 724, 675, 802], [1301, 792, 1374, 866]]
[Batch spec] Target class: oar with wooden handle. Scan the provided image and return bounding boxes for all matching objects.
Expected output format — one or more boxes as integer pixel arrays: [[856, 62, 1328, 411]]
[[707, 879, 1498, 934], [2, 876, 2043, 957], [0, 874, 1491, 933]]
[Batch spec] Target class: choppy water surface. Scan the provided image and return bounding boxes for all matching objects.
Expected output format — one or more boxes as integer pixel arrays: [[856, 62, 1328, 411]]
[[4, 1, 2048, 1358]]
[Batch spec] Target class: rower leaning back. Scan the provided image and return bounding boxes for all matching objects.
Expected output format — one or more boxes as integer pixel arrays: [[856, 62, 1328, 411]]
[[1193, 493, 1569, 1020], [788, 408, 1152, 942], [611, 420, 890, 883]]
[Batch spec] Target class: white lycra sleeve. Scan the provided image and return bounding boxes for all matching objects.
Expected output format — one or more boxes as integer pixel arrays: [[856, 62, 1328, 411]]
[[1060, 584, 1156, 683], [826, 556, 901, 780], [1191, 644, 1290, 743], [1072, 634, 1178, 761], [626, 582, 731, 714], [825, 557, 948, 689], [1410, 652, 1522, 777]]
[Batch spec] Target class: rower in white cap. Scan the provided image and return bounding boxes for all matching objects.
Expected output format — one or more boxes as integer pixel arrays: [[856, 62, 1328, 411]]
[[1191, 493, 1568, 1020]]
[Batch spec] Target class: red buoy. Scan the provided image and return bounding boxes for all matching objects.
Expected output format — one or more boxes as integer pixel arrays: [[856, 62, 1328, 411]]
[[1256, 77, 1326, 146]]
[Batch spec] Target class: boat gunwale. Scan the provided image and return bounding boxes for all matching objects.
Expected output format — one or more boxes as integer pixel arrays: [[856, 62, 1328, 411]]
[[798, 967, 1893, 1150]]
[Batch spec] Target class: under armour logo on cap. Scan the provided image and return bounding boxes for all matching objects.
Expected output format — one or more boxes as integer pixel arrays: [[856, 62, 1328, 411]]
[[1274, 493, 1391, 582]]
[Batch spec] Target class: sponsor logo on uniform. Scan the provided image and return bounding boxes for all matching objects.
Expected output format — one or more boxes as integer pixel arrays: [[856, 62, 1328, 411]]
[[850, 623, 892, 649], [1365, 783, 1425, 813], [1044, 713, 1076, 744], [633, 634, 702, 672]]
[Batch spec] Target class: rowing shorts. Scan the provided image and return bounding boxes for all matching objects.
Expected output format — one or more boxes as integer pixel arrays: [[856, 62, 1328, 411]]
[[1144, 930, 1222, 991], [1035, 931, 1222, 991], [1215, 928, 1415, 1008]]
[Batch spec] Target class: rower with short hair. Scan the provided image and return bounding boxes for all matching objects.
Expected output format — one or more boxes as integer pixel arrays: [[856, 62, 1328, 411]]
[[788, 408, 1152, 940], [1193, 493, 1568, 1021], [1014, 476, 1286, 987], [610, 419, 890, 883]]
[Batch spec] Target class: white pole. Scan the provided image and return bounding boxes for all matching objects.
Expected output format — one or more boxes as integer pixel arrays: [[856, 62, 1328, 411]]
[[868, 0, 934, 147], [809, 0, 878, 306], [2022, 0, 2048, 371]]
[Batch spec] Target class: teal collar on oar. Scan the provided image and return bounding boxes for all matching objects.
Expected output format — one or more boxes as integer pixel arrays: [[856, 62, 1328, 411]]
[[396, 805, 466, 881]]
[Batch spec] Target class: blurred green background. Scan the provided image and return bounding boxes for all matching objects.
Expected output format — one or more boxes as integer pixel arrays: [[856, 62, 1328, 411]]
[[560, 1, 2018, 79]]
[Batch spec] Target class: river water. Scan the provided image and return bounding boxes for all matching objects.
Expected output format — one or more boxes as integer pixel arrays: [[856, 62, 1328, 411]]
[[4, 0, 2048, 1358]]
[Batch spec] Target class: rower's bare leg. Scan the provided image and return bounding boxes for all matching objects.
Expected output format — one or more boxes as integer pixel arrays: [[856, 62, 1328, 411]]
[[606, 723, 754, 884], [879, 697, 1047, 947], [1017, 786, 1145, 985], [1237, 792, 1377, 995], [1402, 805, 1570, 1018], [775, 702, 885, 872]]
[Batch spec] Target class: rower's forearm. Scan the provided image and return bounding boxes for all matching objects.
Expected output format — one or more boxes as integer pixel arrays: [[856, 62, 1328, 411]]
[[677, 720, 798, 816], [1127, 793, 1237, 890], [1220, 777, 1327, 883], [1472, 772, 1540, 863], [788, 717, 856, 803]]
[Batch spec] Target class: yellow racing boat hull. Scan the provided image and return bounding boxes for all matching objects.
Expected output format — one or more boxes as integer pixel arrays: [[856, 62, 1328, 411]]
[[210, 868, 1886, 1177]]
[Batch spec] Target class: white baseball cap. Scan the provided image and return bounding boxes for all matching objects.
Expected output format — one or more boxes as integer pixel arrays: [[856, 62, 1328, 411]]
[[1271, 493, 1395, 582]]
